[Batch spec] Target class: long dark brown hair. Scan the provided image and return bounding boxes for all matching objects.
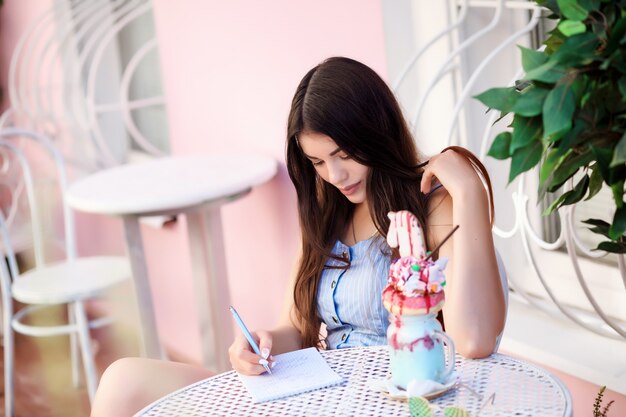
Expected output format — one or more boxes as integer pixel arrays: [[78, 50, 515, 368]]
[[285, 57, 493, 348]]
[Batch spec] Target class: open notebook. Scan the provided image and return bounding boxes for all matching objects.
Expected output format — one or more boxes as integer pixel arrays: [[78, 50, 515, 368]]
[[237, 347, 344, 403]]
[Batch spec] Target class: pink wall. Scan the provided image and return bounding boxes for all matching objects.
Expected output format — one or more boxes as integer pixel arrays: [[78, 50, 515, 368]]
[[0, 1, 52, 114], [149, 0, 389, 360]]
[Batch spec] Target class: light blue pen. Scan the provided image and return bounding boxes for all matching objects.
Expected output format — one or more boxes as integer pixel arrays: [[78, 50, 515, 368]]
[[229, 306, 272, 374]]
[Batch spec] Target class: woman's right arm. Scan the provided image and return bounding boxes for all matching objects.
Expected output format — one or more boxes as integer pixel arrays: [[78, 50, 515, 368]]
[[228, 246, 304, 375]]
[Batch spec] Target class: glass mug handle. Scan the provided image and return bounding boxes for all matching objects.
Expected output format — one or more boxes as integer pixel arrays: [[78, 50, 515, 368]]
[[433, 330, 456, 381]]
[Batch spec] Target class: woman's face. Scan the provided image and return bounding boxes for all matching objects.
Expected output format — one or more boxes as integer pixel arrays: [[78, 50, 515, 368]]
[[298, 131, 369, 205]]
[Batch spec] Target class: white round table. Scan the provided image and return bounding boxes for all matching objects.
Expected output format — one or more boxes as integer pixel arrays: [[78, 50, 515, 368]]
[[66, 154, 277, 370], [134, 346, 572, 417]]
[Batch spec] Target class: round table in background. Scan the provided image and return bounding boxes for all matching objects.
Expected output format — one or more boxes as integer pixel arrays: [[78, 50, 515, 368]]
[[66, 153, 277, 371]]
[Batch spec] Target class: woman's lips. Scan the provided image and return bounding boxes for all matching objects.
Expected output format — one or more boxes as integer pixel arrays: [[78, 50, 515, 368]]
[[340, 181, 361, 196]]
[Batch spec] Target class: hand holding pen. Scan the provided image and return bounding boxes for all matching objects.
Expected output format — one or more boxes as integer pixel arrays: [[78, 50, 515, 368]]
[[229, 306, 274, 375]]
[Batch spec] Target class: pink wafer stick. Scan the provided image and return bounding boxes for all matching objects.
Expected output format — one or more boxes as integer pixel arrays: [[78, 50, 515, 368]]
[[386, 211, 426, 258]]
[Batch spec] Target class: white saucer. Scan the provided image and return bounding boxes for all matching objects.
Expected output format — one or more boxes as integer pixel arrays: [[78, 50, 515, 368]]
[[370, 375, 457, 401]]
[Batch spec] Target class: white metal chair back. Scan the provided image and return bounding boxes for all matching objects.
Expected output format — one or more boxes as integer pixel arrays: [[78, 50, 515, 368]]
[[0, 127, 77, 265], [0, 128, 131, 417]]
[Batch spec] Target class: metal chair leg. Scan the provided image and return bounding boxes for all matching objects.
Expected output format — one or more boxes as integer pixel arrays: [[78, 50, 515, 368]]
[[68, 303, 83, 388], [73, 300, 98, 403], [4, 319, 15, 417]]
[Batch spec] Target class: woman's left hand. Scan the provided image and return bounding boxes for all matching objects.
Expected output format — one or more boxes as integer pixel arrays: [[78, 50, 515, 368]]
[[419, 148, 484, 199]]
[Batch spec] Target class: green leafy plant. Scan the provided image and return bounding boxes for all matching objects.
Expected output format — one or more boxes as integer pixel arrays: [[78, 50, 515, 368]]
[[475, 0, 626, 253], [409, 396, 433, 417], [408, 396, 470, 417], [593, 386, 615, 417]]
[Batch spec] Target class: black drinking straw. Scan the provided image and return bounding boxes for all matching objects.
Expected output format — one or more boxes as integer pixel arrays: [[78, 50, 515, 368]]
[[424, 225, 460, 261]]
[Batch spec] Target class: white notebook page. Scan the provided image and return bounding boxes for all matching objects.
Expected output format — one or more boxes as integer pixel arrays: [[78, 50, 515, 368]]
[[237, 347, 344, 403]]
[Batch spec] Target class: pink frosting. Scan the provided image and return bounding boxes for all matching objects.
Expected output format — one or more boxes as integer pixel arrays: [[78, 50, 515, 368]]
[[383, 210, 449, 315], [388, 256, 448, 296]]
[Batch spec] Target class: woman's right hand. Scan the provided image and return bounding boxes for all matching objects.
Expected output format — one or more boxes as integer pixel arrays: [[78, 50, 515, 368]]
[[228, 330, 274, 375]]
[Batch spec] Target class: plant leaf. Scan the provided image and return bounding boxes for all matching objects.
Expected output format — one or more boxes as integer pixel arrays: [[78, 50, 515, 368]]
[[487, 131, 512, 160], [545, 29, 566, 55], [570, 74, 589, 102], [609, 205, 626, 240], [564, 174, 590, 206], [519, 45, 548, 72], [556, 0, 589, 21], [610, 132, 626, 167], [578, 0, 599, 11], [539, 148, 560, 183], [523, 60, 566, 83], [594, 240, 626, 254], [536, 0, 560, 15], [444, 406, 470, 417], [509, 139, 543, 183], [590, 143, 615, 184], [582, 218, 611, 238], [543, 150, 594, 193], [551, 32, 600, 66], [409, 396, 433, 417], [555, 120, 586, 157], [538, 148, 562, 200], [511, 115, 543, 153], [586, 164, 604, 200], [543, 83, 576, 140], [613, 48, 626, 74], [474, 87, 519, 112], [511, 86, 549, 116], [619, 76, 626, 99], [544, 190, 570, 215], [607, 16, 626, 54], [543, 174, 589, 214], [558, 20, 587, 36], [610, 179, 625, 209]]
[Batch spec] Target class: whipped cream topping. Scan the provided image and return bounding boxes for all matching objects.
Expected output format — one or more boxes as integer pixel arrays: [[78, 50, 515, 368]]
[[388, 256, 448, 296]]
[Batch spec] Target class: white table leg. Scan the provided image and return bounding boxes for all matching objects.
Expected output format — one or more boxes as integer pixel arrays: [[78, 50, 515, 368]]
[[186, 206, 234, 372], [123, 216, 165, 359]]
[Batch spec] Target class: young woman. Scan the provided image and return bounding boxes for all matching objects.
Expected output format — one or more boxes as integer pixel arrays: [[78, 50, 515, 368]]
[[90, 56, 505, 416], [229, 56, 505, 376]]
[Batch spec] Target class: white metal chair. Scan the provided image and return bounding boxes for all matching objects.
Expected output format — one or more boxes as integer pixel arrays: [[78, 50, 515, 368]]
[[0, 127, 131, 417]]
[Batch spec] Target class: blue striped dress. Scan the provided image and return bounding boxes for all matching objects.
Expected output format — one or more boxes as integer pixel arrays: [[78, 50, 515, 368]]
[[316, 236, 391, 349]]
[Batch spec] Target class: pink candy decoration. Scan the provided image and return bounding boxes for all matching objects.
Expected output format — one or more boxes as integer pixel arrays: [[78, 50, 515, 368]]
[[386, 211, 448, 296], [387, 211, 426, 259]]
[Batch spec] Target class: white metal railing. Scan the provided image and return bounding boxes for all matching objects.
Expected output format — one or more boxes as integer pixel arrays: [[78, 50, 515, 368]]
[[1, 0, 167, 170], [392, 0, 626, 342]]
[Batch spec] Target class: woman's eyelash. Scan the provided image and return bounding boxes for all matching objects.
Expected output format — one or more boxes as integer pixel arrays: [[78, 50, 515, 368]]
[[310, 154, 350, 166]]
